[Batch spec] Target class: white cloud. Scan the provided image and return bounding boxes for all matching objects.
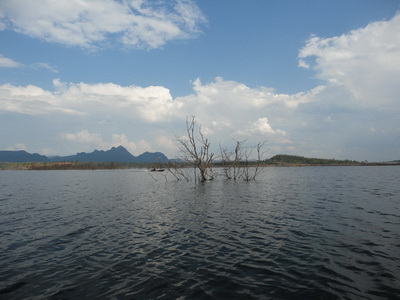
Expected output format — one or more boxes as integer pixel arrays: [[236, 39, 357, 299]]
[[0, 77, 323, 157], [0, 67, 398, 160], [0, 80, 178, 120], [0, 55, 23, 68], [0, 83, 83, 115], [0, 0, 206, 49], [31, 62, 59, 73], [299, 12, 400, 107], [0, 53, 58, 73], [63, 130, 104, 145], [60, 81, 179, 122], [179, 77, 324, 114], [236, 117, 286, 136]]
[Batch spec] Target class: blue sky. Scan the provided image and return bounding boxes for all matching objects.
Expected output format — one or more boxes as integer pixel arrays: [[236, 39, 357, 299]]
[[1, 0, 399, 161]]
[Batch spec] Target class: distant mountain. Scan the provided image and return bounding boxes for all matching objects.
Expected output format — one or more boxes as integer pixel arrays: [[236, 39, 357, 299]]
[[0, 150, 50, 162], [51, 146, 136, 162], [135, 151, 169, 163], [51, 146, 169, 163], [1, 146, 169, 163]]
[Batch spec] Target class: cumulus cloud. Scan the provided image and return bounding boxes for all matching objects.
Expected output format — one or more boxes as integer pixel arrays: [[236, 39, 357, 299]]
[[299, 12, 400, 107], [0, 79, 178, 121], [1, 9, 399, 160], [0, 83, 83, 115], [0, 63, 398, 160], [0, 77, 327, 154], [0, 0, 206, 49], [178, 77, 324, 116], [0, 55, 23, 68], [236, 118, 286, 136], [291, 11, 400, 160], [2, 77, 314, 133]]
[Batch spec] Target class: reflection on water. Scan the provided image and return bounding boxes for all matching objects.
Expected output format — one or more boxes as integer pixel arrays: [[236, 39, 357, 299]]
[[0, 166, 399, 299]]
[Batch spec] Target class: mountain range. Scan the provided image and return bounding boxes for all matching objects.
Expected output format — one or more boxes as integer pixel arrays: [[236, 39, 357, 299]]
[[0, 146, 169, 163]]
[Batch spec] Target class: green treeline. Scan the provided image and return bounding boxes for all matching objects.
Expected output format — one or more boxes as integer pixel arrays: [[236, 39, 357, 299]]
[[0, 161, 165, 170], [264, 154, 359, 166], [1, 155, 397, 170]]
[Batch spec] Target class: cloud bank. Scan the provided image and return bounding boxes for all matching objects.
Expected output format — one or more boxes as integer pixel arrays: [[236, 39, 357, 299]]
[[0, 0, 206, 49], [299, 12, 400, 108], [0, 77, 317, 156], [1, 11, 399, 160]]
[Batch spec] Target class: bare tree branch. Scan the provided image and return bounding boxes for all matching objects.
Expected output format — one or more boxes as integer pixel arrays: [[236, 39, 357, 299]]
[[221, 140, 267, 181], [177, 116, 215, 182]]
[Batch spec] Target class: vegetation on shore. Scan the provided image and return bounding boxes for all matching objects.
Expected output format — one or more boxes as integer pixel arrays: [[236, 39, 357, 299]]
[[0, 161, 163, 170], [263, 154, 360, 166], [0, 155, 398, 171]]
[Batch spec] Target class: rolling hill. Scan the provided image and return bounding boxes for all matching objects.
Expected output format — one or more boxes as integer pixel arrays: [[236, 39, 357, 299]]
[[0, 146, 169, 163]]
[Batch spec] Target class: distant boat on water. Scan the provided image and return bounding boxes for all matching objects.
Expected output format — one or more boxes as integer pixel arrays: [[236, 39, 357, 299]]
[[149, 168, 165, 172]]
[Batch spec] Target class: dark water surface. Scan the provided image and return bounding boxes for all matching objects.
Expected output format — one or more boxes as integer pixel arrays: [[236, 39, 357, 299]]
[[1, 166, 399, 299]]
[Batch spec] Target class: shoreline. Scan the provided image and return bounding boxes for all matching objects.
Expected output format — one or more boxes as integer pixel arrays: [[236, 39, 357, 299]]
[[1, 161, 399, 171]]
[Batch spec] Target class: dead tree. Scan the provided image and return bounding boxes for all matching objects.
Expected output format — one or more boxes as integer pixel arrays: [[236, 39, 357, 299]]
[[220, 140, 245, 180], [166, 162, 191, 182], [241, 141, 267, 181], [221, 140, 267, 181], [177, 116, 215, 182]]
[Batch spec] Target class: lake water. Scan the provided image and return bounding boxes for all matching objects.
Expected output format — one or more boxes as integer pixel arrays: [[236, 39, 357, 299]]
[[0, 166, 399, 299]]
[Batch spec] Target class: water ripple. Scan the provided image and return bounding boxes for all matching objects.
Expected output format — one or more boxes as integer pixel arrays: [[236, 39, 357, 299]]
[[0, 167, 399, 299]]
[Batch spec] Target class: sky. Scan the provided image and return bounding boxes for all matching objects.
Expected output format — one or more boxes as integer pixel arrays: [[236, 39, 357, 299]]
[[0, 0, 399, 161]]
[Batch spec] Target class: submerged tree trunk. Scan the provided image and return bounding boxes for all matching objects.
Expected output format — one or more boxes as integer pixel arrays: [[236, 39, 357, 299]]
[[177, 116, 215, 182], [221, 140, 267, 181]]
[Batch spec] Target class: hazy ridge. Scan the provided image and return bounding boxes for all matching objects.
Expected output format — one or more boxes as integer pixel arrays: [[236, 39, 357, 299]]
[[0, 146, 168, 163]]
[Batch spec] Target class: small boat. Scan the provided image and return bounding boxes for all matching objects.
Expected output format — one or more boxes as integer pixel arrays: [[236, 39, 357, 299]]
[[149, 168, 166, 172]]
